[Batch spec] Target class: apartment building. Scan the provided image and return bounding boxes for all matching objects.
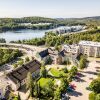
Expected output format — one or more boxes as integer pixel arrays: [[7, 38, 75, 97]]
[[79, 41, 100, 58], [63, 44, 80, 58]]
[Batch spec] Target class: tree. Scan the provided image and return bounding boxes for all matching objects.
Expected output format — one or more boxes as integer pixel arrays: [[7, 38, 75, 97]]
[[0, 38, 6, 43], [55, 44, 62, 52], [62, 67, 68, 73], [89, 78, 100, 93], [40, 79, 54, 97], [79, 55, 87, 69], [13, 63, 18, 68], [54, 88, 61, 100], [26, 72, 32, 89], [26, 72, 34, 97], [96, 94, 100, 100], [17, 60, 24, 66], [45, 56, 52, 64], [67, 66, 78, 82], [89, 92, 96, 100], [3, 54, 10, 63], [60, 78, 69, 92], [25, 56, 30, 62], [34, 82, 40, 97], [40, 66, 47, 78], [18, 92, 21, 100], [70, 66, 78, 76]]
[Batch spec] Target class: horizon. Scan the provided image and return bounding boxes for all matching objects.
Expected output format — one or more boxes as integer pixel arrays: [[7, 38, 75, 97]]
[[0, 0, 100, 18], [0, 15, 100, 19]]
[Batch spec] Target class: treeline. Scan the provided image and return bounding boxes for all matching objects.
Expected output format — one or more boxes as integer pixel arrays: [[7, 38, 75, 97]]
[[0, 17, 57, 24], [0, 38, 6, 43], [0, 17, 86, 32], [0, 17, 57, 32], [0, 49, 23, 66], [10, 29, 100, 47], [0, 23, 55, 31], [0, 16, 100, 32]]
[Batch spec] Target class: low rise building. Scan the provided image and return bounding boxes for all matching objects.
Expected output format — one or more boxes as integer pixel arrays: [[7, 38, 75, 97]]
[[7, 59, 41, 91], [38, 48, 65, 64], [79, 41, 100, 57]]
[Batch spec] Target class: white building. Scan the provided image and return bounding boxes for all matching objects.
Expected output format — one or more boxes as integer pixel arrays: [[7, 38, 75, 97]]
[[63, 44, 80, 58], [51, 25, 85, 34], [79, 41, 100, 58]]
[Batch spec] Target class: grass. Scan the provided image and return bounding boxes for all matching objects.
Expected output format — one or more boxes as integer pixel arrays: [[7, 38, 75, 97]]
[[38, 78, 54, 87], [50, 68, 67, 77]]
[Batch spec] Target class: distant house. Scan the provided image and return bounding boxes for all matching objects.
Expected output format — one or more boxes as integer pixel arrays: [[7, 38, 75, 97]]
[[38, 48, 66, 64], [7, 59, 41, 91]]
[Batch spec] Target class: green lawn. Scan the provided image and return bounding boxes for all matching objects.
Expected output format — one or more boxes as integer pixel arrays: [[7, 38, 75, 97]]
[[50, 68, 66, 77], [38, 78, 54, 87]]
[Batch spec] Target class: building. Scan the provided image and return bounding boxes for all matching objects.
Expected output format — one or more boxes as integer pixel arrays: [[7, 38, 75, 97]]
[[79, 41, 100, 57], [63, 44, 80, 58], [0, 81, 8, 99], [49, 25, 85, 34], [38, 48, 65, 64], [7, 59, 41, 91]]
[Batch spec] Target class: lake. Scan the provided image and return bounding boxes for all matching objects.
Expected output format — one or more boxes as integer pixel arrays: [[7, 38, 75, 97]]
[[0, 26, 85, 43], [0, 29, 48, 43]]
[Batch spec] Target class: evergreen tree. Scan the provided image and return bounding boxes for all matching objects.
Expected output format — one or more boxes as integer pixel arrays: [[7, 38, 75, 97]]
[[18, 92, 21, 100], [26, 72, 34, 97]]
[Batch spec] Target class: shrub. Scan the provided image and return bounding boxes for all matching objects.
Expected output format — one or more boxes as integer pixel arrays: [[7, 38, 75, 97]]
[[13, 63, 18, 68], [25, 56, 30, 62], [89, 78, 100, 93], [62, 67, 68, 73], [89, 92, 96, 100], [96, 94, 100, 100]]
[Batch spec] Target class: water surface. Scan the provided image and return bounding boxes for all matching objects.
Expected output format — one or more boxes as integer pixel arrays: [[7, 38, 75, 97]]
[[0, 29, 47, 42]]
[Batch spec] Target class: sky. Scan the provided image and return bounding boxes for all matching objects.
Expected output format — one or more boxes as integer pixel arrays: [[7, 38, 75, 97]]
[[0, 0, 100, 18]]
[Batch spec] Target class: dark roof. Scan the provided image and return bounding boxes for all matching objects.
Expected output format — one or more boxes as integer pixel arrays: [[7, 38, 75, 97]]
[[7, 60, 41, 84], [39, 49, 49, 58], [59, 50, 65, 57], [39, 48, 58, 58]]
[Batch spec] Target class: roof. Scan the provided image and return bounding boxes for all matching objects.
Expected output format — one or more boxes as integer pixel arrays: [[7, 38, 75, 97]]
[[7, 60, 41, 84], [79, 41, 100, 47], [39, 49, 49, 58], [59, 50, 65, 57], [64, 44, 79, 50], [39, 48, 58, 58]]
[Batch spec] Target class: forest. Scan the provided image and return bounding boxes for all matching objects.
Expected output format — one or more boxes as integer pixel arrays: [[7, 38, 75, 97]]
[[10, 29, 100, 47], [0, 49, 23, 66], [0, 16, 89, 32]]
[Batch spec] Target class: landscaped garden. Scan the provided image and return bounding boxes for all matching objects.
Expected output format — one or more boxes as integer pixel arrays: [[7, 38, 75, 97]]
[[25, 65, 78, 100], [50, 68, 67, 77]]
